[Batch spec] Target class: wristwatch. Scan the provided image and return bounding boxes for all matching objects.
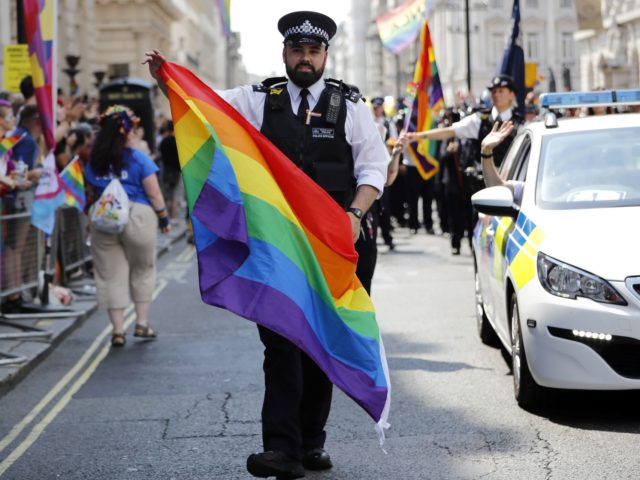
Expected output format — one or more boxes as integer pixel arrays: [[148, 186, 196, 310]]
[[347, 207, 363, 219]]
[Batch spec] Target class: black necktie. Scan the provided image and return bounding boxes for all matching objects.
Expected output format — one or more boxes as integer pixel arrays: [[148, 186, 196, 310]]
[[297, 88, 309, 122]]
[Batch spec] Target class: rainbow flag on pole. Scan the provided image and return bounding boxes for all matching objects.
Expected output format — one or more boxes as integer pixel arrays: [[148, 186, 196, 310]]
[[406, 20, 445, 180], [376, 0, 426, 54], [216, 0, 231, 37], [0, 133, 24, 157], [22, 0, 57, 151], [159, 61, 391, 439], [59, 157, 86, 210]]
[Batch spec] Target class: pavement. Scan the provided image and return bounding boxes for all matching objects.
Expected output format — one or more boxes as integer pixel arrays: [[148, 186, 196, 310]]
[[0, 219, 188, 397]]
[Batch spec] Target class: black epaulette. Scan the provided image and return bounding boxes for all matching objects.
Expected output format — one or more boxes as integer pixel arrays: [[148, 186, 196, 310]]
[[324, 78, 362, 103], [252, 76, 288, 93]]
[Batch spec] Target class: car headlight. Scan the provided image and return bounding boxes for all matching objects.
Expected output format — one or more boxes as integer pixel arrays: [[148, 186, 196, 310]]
[[537, 252, 627, 305]]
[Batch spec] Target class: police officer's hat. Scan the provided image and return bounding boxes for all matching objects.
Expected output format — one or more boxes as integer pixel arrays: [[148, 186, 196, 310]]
[[371, 97, 385, 107], [487, 74, 515, 91], [278, 11, 337, 47]]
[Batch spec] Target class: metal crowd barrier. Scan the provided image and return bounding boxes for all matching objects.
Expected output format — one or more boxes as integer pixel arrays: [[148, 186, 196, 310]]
[[0, 202, 93, 365]]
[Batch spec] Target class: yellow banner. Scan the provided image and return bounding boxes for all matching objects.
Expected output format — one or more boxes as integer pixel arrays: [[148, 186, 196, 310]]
[[525, 63, 537, 89], [3, 45, 32, 93]]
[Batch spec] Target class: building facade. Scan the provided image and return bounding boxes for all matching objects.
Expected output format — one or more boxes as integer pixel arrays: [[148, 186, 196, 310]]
[[330, 0, 579, 105], [0, 0, 245, 100], [575, 0, 640, 90], [430, 0, 579, 104]]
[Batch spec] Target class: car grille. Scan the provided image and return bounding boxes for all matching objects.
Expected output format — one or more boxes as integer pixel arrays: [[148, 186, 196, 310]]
[[548, 327, 640, 379]]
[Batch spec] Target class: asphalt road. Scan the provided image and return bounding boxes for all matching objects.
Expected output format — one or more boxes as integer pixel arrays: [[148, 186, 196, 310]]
[[1, 228, 640, 480]]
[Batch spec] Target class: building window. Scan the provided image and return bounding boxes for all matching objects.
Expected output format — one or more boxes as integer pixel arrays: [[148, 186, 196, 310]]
[[561, 32, 574, 61], [560, 0, 572, 7], [526, 33, 540, 62], [526, 0, 538, 8], [107, 63, 129, 80], [490, 32, 504, 65]]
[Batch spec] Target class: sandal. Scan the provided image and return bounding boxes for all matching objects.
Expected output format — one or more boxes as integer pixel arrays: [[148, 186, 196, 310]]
[[111, 332, 126, 347], [134, 324, 157, 338]]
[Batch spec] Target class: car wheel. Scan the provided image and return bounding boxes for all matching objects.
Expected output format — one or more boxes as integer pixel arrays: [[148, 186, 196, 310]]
[[510, 292, 545, 410], [475, 262, 498, 346]]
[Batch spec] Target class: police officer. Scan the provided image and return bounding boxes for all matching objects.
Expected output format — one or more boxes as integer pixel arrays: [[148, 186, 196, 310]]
[[371, 97, 396, 250], [404, 74, 522, 169], [145, 10, 389, 480]]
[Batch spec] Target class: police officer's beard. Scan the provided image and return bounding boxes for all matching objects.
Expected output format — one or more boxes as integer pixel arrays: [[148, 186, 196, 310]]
[[286, 61, 325, 88]]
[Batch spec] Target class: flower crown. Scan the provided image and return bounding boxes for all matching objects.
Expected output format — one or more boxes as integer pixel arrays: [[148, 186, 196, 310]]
[[100, 104, 138, 134]]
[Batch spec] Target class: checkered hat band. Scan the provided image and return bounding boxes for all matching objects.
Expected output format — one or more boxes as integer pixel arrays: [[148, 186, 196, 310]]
[[284, 20, 329, 42]]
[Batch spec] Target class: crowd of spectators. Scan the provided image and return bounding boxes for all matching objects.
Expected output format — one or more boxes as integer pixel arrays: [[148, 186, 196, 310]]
[[0, 76, 181, 313]]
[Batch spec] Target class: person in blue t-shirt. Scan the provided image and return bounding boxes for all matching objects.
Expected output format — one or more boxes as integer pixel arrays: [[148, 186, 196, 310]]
[[85, 105, 171, 347]]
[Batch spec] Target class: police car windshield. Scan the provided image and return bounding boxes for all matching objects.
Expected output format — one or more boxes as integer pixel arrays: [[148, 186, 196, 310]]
[[536, 127, 640, 210]]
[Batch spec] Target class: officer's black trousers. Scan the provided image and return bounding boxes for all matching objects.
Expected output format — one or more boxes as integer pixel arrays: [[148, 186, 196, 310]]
[[407, 167, 435, 231], [258, 325, 333, 461], [376, 192, 394, 247], [258, 206, 379, 461]]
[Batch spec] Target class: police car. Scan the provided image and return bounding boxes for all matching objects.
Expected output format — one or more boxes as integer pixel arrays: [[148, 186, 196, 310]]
[[471, 89, 640, 409]]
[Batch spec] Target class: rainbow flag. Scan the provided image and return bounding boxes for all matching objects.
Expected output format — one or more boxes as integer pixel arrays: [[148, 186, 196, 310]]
[[376, 0, 426, 54], [31, 152, 65, 234], [406, 20, 444, 180], [22, 0, 56, 151], [0, 133, 24, 157], [159, 61, 391, 438], [216, 0, 231, 37], [59, 157, 86, 210]]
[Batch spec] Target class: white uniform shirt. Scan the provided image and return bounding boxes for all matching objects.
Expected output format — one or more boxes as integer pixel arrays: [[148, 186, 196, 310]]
[[217, 77, 389, 194], [452, 107, 514, 140]]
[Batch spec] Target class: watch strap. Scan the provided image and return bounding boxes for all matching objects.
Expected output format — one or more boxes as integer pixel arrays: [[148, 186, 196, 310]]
[[347, 207, 363, 219]]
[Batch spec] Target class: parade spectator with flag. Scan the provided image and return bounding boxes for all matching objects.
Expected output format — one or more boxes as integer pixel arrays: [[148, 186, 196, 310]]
[[145, 9, 390, 479]]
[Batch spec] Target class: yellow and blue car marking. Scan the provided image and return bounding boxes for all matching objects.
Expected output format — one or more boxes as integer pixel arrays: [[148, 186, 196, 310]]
[[476, 212, 545, 290]]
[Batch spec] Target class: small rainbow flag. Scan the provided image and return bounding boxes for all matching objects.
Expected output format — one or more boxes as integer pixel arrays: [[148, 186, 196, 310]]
[[159, 61, 390, 439], [22, 0, 56, 151], [376, 0, 426, 54], [216, 0, 231, 37], [0, 133, 24, 157], [59, 157, 86, 210], [406, 20, 445, 180]]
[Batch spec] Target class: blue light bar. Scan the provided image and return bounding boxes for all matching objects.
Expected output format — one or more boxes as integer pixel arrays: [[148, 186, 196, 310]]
[[540, 89, 640, 109]]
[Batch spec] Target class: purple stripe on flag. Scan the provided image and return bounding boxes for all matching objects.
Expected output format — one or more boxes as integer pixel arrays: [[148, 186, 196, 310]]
[[192, 181, 248, 244], [201, 273, 387, 420], [197, 237, 248, 292]]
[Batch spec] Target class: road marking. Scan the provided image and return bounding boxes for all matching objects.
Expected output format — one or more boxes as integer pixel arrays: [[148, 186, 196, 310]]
[[0, 279, 168, 476], [0, 242, 193, 472], [0, 343, 110, 477]]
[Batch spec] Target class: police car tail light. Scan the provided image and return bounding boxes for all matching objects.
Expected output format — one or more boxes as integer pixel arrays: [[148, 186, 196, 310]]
[[537, 253, 627, 305]]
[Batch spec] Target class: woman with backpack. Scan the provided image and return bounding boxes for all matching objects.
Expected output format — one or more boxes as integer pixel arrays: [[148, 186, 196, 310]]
[[86, 105, 171, 347]]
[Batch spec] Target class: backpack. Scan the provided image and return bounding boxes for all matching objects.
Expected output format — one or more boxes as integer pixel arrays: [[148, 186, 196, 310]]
[[90, 178, 130, 234]]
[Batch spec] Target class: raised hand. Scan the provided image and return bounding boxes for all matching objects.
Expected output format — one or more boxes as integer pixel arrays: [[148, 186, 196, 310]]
[[480, 120, 514, 155], [142, 50, 167, 81]]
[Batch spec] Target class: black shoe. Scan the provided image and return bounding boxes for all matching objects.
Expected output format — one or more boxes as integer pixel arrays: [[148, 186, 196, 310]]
[[247, 451, 305, 479], [301, 448, 332, 471], [451, 247, 461, 256], [426, 228, 435, 235]]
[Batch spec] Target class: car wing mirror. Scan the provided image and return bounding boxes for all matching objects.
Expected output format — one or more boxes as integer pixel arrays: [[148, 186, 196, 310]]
[[471, 186, 520, 218]]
